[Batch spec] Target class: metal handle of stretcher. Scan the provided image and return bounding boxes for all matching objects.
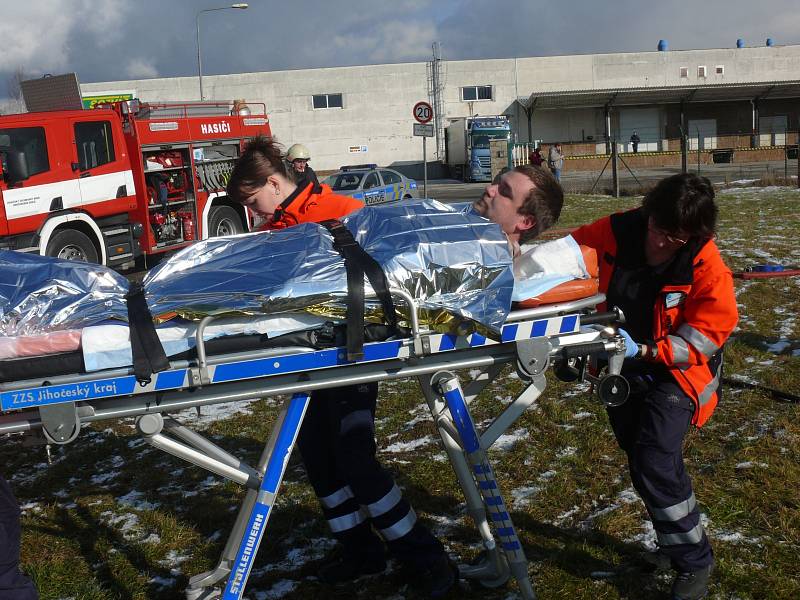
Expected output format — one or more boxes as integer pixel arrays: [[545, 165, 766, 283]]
[[0, 294, 621, 431]]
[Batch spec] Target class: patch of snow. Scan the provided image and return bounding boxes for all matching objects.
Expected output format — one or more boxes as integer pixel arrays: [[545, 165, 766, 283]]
[[554, 506, 581, 524], [557, 446, 577, 459], [159, 550, 191, 568], [118, 490, 160, 511], [252, 580, 299, 599], [100, 510, 141, 540], [712, 530, 763, 544], [538, 470, 557, 481], [383, 435, 436, 453], [511, 485, 541, 508], [149, 576, 176, 588], [90, 470, 119, 485], [735, 461, 769, 469], [141, 533, 161, 544], [767, 340, 791, 353], [617, 488, 640, 504], [172, 399, 258, 427], [493, 428, 528, 451]]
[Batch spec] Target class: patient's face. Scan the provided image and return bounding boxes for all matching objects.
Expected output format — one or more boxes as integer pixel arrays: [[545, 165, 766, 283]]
[[473, 171, 534, 238]]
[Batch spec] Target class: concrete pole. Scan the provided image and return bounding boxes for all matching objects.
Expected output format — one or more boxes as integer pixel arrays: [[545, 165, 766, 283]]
[[680, 101, 688, 173], [751, 99, 759, 148], [605, 107, 612, 154], [526, 106, 533, 146], [612, 141, 619, 198], [681, 134, 688, 174]]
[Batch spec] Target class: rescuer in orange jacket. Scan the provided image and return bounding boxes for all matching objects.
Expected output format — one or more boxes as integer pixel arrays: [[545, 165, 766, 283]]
[[571, 173, 737, 600], [227, 138, 361, 230], [227, 136, 456, 597]]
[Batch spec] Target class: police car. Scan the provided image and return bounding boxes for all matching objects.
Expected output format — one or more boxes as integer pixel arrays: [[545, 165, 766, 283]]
[[322, 164, 418, 205]]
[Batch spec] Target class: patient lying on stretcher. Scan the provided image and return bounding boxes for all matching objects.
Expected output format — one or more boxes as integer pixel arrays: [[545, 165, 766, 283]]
[[0, 165, 597, 372]]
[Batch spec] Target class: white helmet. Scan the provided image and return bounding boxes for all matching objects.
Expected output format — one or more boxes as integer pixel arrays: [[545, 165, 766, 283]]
[[287, 143, 311, 161]]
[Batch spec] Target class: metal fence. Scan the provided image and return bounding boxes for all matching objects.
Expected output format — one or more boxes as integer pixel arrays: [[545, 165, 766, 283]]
[[511, 133, 800, 195]]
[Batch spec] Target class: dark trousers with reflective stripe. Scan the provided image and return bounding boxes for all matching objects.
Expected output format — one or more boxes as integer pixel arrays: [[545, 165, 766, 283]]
[[0, 476, 38, 600], [607, 374, 713, 572], [297, 382, 444, 569]]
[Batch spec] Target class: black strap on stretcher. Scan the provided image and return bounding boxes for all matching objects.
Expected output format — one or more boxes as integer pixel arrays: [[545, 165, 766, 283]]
[[321, 219, 399, 361], [126, 282, 170, 385]]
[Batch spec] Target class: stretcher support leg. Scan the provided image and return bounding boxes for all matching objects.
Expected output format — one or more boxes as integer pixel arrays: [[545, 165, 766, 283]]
[[432, 371, 537, 600], [182, 392, 311, 600], [419, 376, 505, 583]]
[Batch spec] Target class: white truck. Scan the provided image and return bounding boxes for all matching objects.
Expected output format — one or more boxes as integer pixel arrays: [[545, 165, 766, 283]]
[[446, 115, 511, 182]]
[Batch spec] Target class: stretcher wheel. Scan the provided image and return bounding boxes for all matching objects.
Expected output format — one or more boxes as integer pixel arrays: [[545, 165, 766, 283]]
[[597, 374, 629, 407], [554, 358, 580, 382]]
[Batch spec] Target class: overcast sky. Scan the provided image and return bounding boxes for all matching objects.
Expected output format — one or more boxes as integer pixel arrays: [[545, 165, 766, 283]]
[[2, 0, 798, 98]]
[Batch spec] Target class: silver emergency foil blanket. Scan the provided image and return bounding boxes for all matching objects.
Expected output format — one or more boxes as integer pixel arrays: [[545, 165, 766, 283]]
[[0, 200, 514, 338], [0, 251, 130, 336], [144, 200, 514, 334]]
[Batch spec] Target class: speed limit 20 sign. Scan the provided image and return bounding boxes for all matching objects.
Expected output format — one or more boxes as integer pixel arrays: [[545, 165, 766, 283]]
[[413, 101, 433, 124]]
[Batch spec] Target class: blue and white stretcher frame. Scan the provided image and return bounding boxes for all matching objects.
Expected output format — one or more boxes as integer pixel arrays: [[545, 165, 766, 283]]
[[0, 292, 627, 600]]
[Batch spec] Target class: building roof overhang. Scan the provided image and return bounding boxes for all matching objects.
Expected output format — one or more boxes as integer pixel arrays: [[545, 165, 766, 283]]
[[516, 80, 800, 110]]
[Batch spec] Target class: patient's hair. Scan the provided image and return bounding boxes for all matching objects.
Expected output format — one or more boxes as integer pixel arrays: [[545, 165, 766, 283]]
[[513, 165, 564, 243], [227, 135, 291, 203]]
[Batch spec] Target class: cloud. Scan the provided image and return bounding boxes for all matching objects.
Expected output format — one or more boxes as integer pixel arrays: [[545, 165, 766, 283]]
[[0, 0, 797, 97], [0, 0, 134, 84], [126, 58, 159, 79], [327, 20, 438, 63]]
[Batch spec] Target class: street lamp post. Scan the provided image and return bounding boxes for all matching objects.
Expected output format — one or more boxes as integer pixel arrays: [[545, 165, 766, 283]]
[[196, 3, 248, 101]]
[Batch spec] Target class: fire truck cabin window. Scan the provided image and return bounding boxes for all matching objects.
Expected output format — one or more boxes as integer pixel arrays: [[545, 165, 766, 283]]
[[74, 121, 116, 171], [0, 127, 50, 177]]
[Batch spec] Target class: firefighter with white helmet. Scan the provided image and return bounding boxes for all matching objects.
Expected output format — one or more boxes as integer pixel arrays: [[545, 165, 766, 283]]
[[286, 143, 319, 190]]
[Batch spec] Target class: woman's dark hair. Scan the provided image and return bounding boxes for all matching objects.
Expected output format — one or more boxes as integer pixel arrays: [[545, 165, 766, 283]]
[[226, 135, 290, 204], [641, 173, 718, 237]]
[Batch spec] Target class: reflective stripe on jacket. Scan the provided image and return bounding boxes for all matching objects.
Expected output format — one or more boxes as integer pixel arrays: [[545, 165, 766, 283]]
[[571, 209, 738, 427], [260, 182, 364, 230]]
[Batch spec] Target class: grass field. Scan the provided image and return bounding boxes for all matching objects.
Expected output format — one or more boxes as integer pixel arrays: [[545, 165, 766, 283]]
[[3, 185, 800, 599]]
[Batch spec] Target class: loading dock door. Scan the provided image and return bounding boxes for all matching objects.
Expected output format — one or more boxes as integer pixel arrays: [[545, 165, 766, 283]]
[[759, 115, 788, 146], [688, 119, 717, 150], [619, 108, 660, 152]]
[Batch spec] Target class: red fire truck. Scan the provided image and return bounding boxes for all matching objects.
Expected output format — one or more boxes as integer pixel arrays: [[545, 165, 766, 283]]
[[0, 99, 271, 268]]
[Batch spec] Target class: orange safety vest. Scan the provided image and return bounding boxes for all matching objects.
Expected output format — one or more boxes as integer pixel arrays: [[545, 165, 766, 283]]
[[572, 209, 738, 427], [260, 182, 364, 230]]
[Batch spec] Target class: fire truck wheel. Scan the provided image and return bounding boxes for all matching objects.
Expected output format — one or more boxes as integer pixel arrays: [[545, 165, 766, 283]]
[[46, 229, 99, 263], [209, 205, 244, 237]]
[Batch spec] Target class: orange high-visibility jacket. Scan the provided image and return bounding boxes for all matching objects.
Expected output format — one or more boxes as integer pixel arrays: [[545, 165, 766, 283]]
[[260, 182, 364, 230], [572, 209, 738, 427]]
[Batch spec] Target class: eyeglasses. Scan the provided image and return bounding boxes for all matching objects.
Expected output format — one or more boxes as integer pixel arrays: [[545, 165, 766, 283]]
[[648, 220, 688, 246]]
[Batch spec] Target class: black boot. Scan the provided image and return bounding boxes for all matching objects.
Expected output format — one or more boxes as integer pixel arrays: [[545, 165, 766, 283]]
[[671, 563, 713, 600], [416, 554, 458, 598], [318, 550, 386, 584]]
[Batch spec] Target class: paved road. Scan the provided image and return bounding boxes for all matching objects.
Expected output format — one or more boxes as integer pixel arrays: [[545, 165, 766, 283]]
[[425, 181, 485, 204]]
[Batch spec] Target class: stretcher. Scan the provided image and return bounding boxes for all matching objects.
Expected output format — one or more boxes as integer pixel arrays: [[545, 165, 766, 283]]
[[0, 279, 629, 599]]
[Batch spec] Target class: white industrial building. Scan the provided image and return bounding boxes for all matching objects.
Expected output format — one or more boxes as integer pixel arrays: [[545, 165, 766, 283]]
[[81, 42, 800, 174]]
